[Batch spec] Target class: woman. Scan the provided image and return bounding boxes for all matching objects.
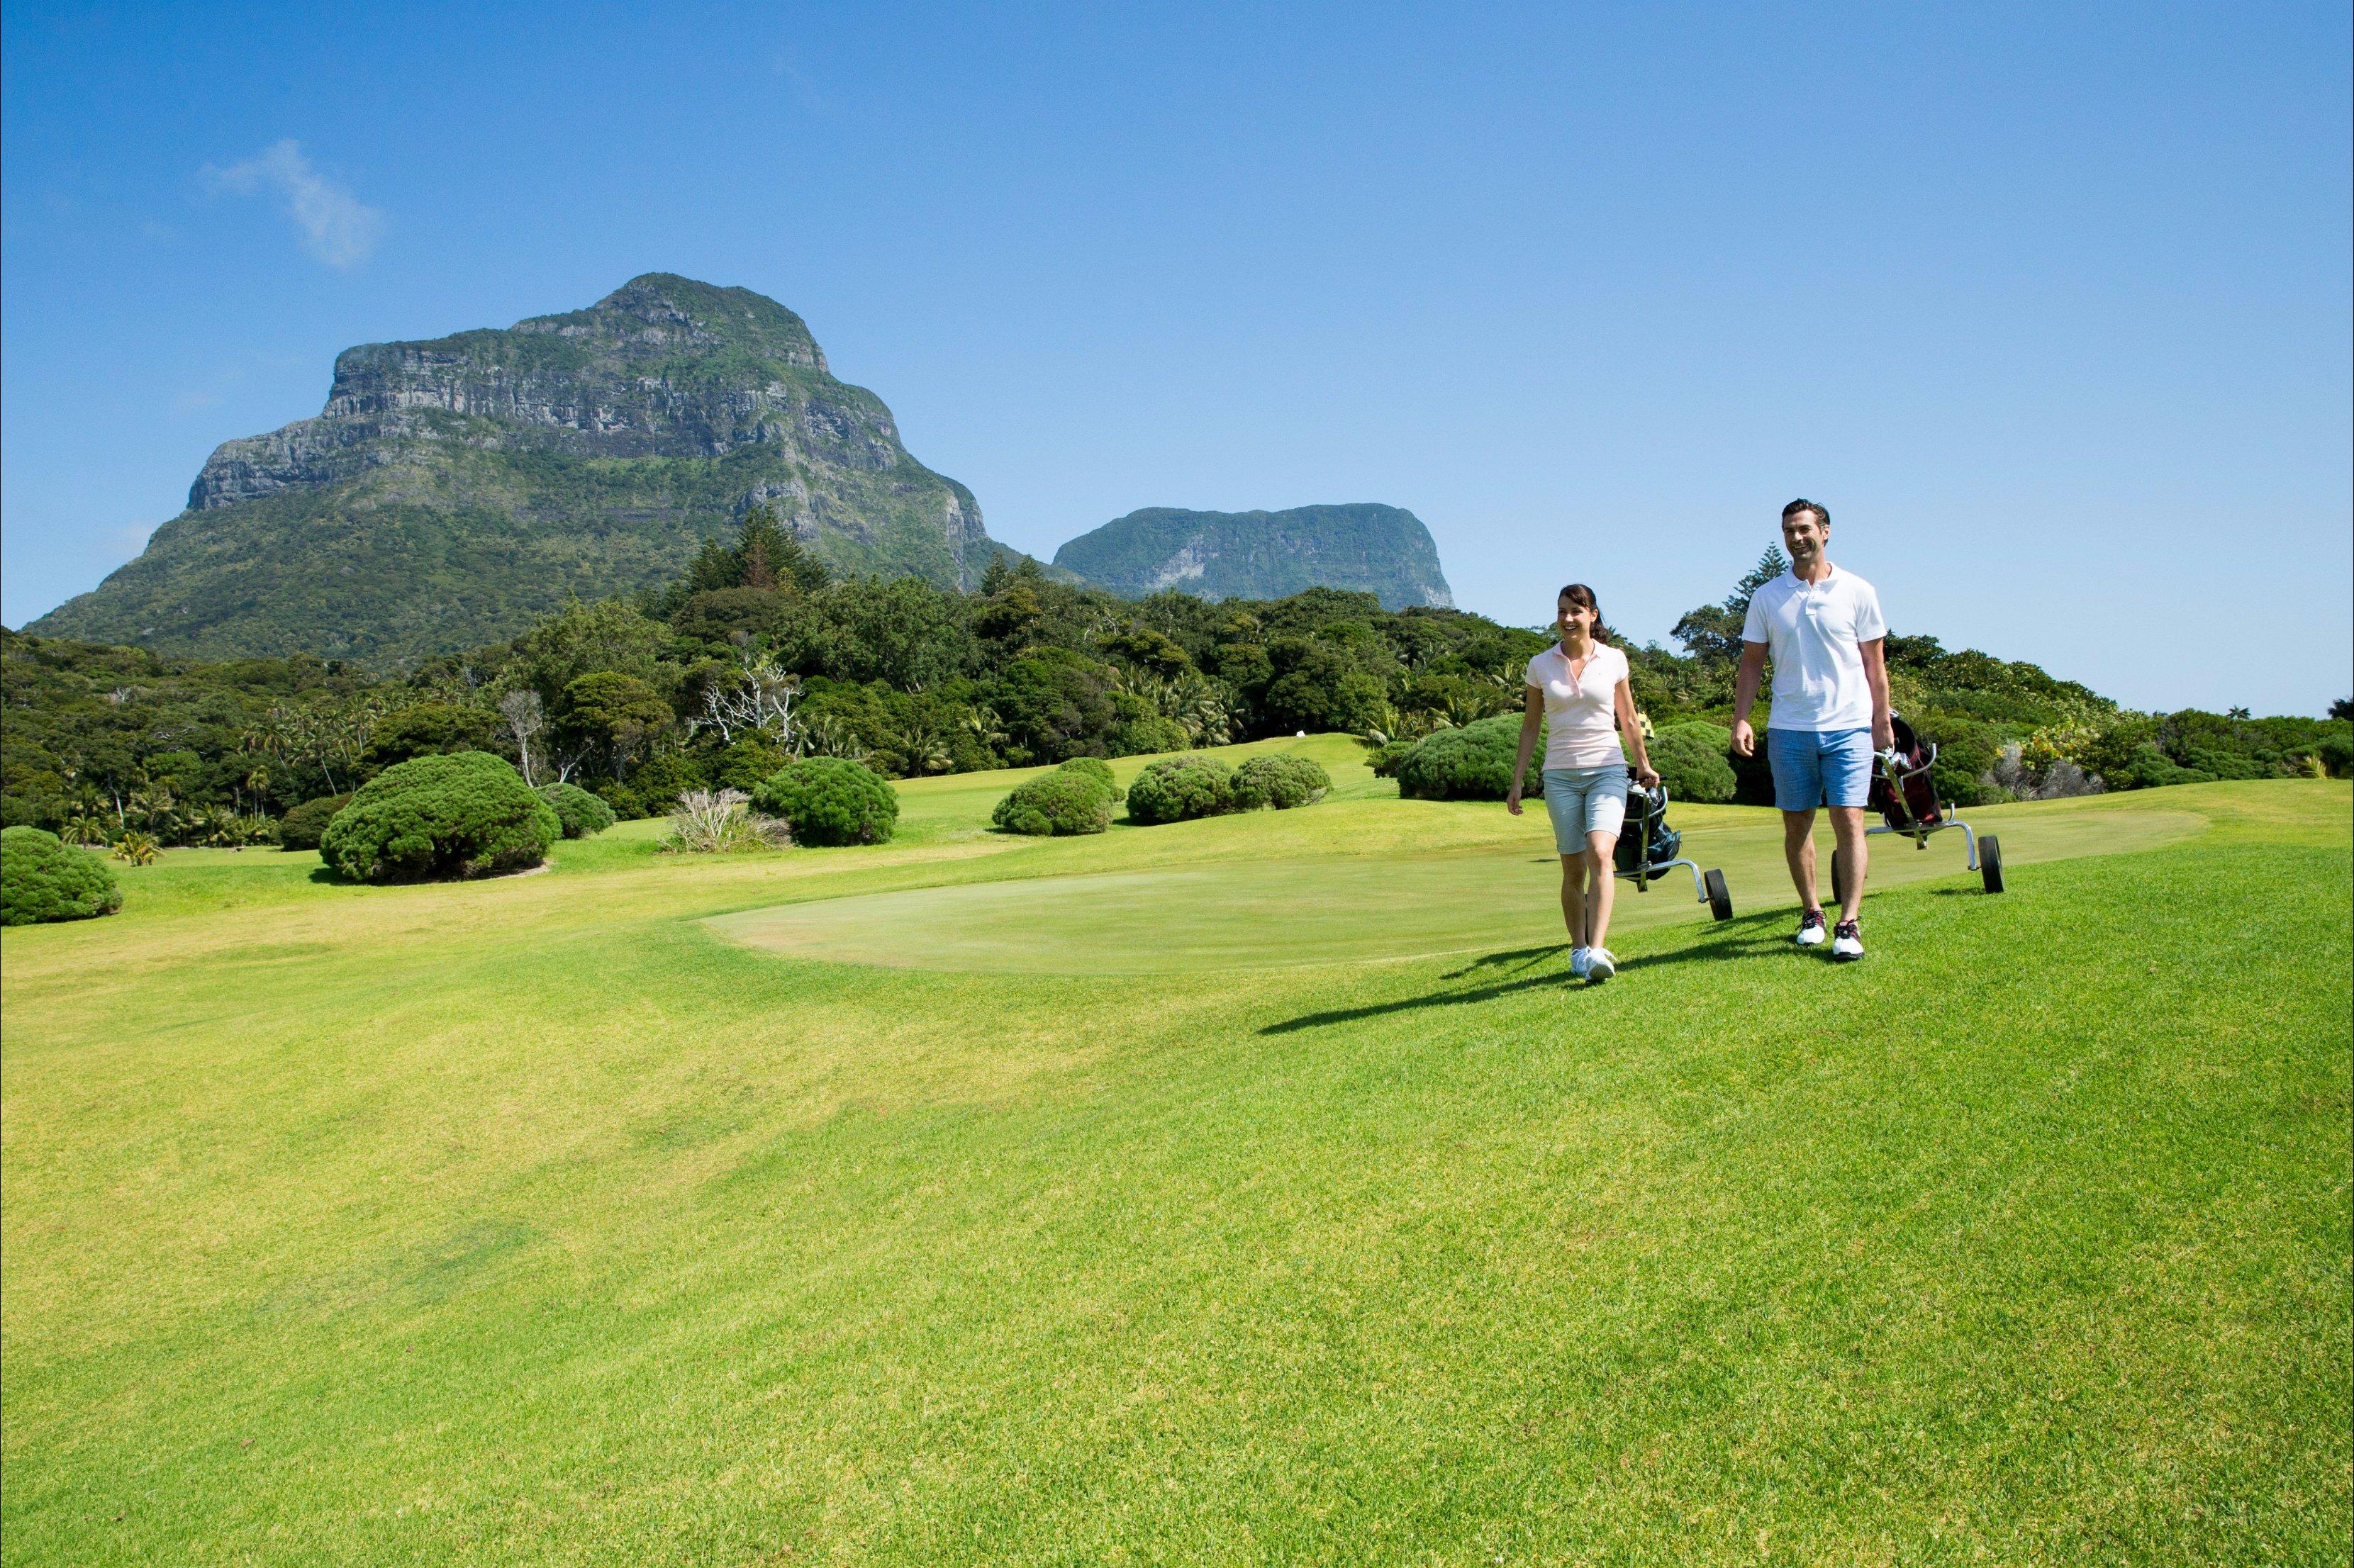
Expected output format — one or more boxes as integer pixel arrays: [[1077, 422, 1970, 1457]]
[[1506, 583, 1659, 982]]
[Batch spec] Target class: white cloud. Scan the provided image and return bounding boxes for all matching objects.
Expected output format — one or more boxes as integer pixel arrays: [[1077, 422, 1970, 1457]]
[[173, 360, 250, 415], [202, 140, 384, 267]]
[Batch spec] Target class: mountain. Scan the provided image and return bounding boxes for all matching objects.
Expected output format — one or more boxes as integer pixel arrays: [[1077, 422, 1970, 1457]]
[[1050, 504, 1454, 610], [28, 275, 995, 663]]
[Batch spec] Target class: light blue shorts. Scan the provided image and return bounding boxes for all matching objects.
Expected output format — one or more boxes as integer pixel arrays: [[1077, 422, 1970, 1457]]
[[1541, 766, 1628, 853], [1768, 727, 1874, 812]]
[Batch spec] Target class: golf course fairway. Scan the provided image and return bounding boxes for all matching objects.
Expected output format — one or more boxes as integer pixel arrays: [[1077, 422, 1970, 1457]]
[[2, 737, 2345, 1564], [709, 797, 2205, 973]]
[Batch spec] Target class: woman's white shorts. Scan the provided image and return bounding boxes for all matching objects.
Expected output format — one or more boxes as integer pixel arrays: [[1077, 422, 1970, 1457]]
[[1541, 765, 1628, 853]]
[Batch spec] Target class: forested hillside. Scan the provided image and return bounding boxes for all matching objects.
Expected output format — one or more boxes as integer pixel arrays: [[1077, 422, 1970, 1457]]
[[5, 513, 2345, 841]]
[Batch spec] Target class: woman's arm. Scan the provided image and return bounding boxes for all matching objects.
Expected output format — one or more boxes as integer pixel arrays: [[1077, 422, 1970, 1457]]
[[1506, 684, 1542, 814], [1615, 676, 1659, 788]]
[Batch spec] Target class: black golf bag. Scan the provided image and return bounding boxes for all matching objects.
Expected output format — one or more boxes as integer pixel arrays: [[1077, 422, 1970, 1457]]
[[1613, 775, 1683, 875]]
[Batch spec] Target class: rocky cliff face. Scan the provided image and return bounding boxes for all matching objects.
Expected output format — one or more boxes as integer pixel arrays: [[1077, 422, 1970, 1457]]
[[1052, 504, 1454, 611], [32, 275, 994, 661]]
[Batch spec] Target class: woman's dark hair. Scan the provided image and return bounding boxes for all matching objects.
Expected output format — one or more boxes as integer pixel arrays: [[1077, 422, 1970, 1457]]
[[1557, 583, 1607, 643]]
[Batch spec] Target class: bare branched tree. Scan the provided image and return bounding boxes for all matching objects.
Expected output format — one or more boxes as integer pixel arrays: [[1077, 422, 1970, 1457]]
[[689, 652, 801, 749], [500, 689, 546, 785]]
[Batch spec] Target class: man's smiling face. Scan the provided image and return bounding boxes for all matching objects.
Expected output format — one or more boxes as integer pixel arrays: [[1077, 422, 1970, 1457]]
[[1781, 509, 1826, 565]]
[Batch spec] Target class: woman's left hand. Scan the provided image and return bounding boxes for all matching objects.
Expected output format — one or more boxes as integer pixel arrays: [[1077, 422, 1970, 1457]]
[[1636, 764, 1661, 790]]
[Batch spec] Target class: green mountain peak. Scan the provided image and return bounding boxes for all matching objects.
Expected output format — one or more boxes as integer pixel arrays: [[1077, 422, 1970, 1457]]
[[31, 276, 993, 663], [1052, 503, 1454, 610]]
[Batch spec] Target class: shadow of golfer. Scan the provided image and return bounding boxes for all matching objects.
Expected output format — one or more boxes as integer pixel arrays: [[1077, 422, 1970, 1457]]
[[1259, 968, 1577, 1035], [1259, 914, 1789, 1035], [1441, 943, 1568, 979], [1607, 913, 1787, 972]]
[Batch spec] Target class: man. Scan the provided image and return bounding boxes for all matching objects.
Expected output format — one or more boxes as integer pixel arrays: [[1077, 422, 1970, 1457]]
[[1730, 499, 1892, 961]]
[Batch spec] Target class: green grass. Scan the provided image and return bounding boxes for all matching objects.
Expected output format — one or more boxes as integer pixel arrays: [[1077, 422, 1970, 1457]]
[[3, 738, 2346, 1564]]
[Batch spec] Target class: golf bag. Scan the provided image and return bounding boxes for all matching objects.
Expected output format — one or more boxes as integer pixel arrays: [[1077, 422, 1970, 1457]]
[[1613, 775, 1683, 875], [1868, 713, 1944, 833]]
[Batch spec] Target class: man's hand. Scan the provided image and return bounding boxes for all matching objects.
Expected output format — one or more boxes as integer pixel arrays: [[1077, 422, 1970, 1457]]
[[1636, 764, 1661, 790], [1873, 714, 1895, 751], [1731, 718, 1756, 757], [1505, 784, 1523, 816]]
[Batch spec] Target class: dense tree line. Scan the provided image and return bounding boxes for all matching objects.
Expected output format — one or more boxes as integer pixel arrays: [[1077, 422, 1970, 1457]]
[[4, 509, 2345, 839]]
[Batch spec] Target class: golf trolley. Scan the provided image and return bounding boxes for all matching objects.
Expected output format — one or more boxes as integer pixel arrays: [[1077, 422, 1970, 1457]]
[[1830, 712, 2004, 905], [1614, 772, 1735, 921]]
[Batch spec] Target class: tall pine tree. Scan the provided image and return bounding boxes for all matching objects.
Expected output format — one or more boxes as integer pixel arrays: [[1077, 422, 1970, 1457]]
[[1671, 545, 1790, 663]]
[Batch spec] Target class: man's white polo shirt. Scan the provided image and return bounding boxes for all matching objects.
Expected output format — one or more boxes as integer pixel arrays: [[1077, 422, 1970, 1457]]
[[1741, 565, 1887, 732]]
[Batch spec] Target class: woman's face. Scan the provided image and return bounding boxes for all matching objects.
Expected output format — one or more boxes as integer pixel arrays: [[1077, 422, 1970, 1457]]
[[1556, 595, 1595, 640]]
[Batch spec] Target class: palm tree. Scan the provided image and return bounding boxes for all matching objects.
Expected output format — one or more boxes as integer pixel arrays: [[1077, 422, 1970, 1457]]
[[59, 814, 108, 847], [876, 715, 954, 776], [798, 715, 871, 763], [111, 830, 162, 866], [127, 781, 182, 841], [1170, 673, 1236, 746], [962, 705, 1010, 755], [239, 761, 272, 817]]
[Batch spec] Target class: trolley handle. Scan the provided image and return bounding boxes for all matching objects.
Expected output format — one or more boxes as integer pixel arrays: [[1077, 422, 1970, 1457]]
[[1878, 739, 1937, 780], [1624, 765, 1670, 810]]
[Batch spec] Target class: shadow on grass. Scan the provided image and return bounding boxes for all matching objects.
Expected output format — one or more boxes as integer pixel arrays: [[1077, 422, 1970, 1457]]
[[1259, 968, 1576, 1034], [303, 861, 557, 887], [1259, 914, 1789, 1036], [1442, 944, 1568, 979], [1614, 917, 1790, 972]]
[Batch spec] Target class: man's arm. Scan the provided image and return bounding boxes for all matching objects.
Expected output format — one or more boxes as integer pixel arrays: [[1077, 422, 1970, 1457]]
[[1861, 637, 1892, 751], [1730, 642, 1769, 756]]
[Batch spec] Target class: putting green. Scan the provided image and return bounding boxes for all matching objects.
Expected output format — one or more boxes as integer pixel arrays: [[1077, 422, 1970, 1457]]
[[709, 802, 2207, 974]]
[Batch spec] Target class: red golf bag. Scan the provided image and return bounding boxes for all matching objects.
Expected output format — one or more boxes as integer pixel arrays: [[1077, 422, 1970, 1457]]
[[1868, 713, 1943, 834]]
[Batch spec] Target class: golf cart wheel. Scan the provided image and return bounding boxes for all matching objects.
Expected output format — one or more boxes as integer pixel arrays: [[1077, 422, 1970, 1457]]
[[1980, 834, 2005, 893], [1704, 868, 1733, 922]]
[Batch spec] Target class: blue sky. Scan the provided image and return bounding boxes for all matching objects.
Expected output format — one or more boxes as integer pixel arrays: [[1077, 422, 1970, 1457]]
[[4, 1, 2348, 713]]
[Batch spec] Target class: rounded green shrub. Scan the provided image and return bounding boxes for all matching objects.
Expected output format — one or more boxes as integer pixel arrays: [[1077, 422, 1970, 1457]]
[[1397, 715, 1544, 802], [588, 752, 705, 824], [752, 757, 898, 846], [1053, 756, 1124, 800], [1110, 714, 1192, 756], [1125, 755, 1235, 824], [991, 768, 1116, 836], [1649, 724, 1736, 804], [1917, 714, 2003, 806], [320, 751, 560, 883], [1366, 739, 1412, 778], [1661, 718, 1733, 753], [535, 781, 617, 839], [278, 793, 352, 851], [1232, 754, 1332, 810], [2105, 744, 2213, 790], [1, 827, 123, 926]]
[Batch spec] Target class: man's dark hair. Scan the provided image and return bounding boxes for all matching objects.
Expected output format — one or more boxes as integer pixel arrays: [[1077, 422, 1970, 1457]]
[[1781, 498, 1829, 529]]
